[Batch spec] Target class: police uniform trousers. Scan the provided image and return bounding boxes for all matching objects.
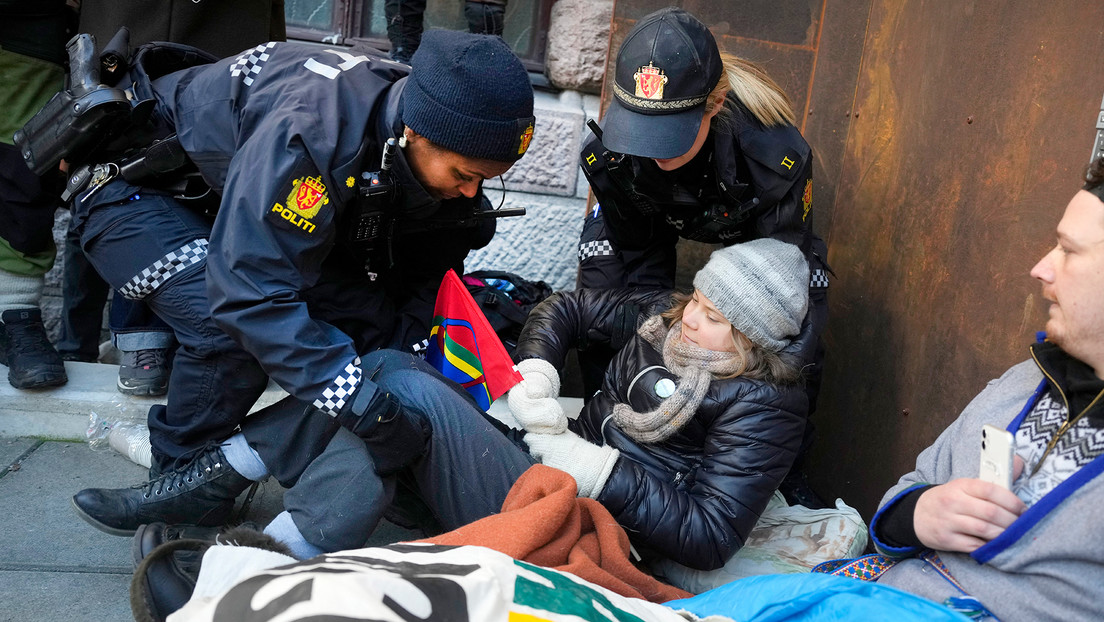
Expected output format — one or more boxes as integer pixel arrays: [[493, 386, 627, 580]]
[[72, 183, 272, 470]]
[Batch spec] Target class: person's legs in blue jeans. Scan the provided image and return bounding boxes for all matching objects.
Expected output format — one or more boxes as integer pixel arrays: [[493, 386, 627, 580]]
[[269, 350, 531, 555], [359, 349, 536, 531], [110, 295, 176, 395]]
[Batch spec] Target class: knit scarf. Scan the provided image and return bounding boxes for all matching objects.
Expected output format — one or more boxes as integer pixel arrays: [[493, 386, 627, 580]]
[[612, 316, 741, 443]]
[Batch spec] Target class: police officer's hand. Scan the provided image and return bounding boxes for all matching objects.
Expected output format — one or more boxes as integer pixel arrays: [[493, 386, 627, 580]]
[[337, 383, 430, 474]]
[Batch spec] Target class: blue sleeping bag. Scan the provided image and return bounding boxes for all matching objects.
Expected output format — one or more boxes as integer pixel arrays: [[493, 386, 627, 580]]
[[665, 573, 970, 622]]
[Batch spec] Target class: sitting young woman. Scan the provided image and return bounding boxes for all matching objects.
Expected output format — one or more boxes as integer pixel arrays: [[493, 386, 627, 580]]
[[90, 238, 812, 575], [510, 237, 811, 569]]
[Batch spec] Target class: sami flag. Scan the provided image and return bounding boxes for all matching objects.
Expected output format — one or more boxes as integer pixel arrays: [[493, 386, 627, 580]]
[[426, 270, 524, 410]]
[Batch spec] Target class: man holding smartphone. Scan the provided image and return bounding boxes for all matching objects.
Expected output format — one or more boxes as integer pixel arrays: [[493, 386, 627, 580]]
[[861, 157, 1104, 620]]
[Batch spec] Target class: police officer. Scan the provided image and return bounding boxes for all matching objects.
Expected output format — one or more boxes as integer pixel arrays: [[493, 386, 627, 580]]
[[63, 29, 535, 485], [577, 8, 829, 404]]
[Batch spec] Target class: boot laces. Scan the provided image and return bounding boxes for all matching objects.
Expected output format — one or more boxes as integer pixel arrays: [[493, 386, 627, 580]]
[[140, 443, 227, 499], [128, 348, 166, 369]]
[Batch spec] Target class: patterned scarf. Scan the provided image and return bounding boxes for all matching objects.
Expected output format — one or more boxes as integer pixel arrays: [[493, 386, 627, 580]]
[[612, 316, 741, 443]]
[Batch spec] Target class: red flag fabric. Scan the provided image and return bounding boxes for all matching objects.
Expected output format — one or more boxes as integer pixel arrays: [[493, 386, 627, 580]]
[[425, 270, 524, 410]]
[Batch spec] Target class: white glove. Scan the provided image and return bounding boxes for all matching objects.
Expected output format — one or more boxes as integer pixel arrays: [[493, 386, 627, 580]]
[[507, 359, 567, 434], [516, 358, 560, 396], [525, 431, 619, 499]]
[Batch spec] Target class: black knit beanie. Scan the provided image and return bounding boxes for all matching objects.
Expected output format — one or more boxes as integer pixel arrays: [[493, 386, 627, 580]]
[[403, 30, 536, 163]]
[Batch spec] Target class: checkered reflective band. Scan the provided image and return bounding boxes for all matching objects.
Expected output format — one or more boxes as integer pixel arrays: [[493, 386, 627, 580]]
[[230, 42, 278, 86], [578, 240, 614, 262], [314, 357, 362, 416], [810, 268, 829, 289], [118, 239, 209, 300]]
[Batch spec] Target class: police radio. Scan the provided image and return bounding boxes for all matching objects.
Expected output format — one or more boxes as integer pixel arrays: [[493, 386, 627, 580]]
[[350, 137, 397, 242], [345, 137, 527, 278], [586, 119, 660, 217]]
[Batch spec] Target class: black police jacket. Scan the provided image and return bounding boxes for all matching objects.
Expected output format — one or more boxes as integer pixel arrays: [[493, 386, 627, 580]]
[[514, 287, 809, 570], [144, 42, 494, 417], [579, 95, 823, 288]]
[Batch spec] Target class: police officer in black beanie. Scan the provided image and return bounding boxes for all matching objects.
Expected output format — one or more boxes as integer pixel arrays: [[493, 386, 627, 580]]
[[69, 30, 537, 538]]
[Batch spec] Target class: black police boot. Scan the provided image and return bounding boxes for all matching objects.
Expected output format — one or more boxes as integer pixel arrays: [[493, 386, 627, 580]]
[[72, 445, 252, 536], [130, 522, 288, 622], [0, 308, 68, 389]]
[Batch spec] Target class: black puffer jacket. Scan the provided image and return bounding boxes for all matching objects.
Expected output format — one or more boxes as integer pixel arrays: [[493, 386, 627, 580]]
[[515, 287, 810, 570]]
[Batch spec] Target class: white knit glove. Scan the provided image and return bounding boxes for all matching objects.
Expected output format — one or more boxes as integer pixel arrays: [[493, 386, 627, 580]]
[[507, 358, 567, 434], [525, 431, 620, 499]]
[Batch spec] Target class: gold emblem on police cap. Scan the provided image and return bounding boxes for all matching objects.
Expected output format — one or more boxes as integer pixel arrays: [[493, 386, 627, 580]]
[[634, 62, 668, 100]]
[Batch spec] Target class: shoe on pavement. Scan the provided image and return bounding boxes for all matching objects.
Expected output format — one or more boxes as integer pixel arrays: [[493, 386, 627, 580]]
[[71, 445, 252, 536], [118, 348, 170, 396], [130, 522, 288, 621], [0, 308, 68, 389]]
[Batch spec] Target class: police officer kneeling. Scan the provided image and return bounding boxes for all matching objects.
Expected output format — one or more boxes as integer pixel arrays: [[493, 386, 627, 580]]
[[69, 31, 535, 533]]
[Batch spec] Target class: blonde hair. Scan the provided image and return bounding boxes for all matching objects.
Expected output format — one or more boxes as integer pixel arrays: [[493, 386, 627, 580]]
[[706, 52, 795, 129], [660, 292, 803, 385]]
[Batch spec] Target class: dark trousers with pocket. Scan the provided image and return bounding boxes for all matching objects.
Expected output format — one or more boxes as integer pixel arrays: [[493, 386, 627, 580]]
[[73, 186, 269, 469]]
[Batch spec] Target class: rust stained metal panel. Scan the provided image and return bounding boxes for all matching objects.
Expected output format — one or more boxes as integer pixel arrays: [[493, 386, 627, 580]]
[[613, 0, 820, 46], [714, 32, 815, 133], [807, 1, 1104, 515], [802, 0, 872, 243]]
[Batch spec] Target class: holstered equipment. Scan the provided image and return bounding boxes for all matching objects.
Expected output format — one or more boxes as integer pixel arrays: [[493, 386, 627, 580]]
[[14, 34, 131, 176], [14, 29, 219, 198]]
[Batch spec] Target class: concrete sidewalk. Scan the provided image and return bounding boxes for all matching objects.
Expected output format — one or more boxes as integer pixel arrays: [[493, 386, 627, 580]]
[[0, 361, 417, 622]]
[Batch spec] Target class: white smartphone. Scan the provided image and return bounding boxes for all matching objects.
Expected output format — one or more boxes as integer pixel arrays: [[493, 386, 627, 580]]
[[979, 424, 1015, 489]]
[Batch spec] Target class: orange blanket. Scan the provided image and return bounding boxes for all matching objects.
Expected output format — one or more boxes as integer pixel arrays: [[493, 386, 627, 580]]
[[421, 464, 691, 603]]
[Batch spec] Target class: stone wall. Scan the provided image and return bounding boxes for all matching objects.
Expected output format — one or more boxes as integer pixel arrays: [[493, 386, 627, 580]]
[[544, 0, 612, 94]]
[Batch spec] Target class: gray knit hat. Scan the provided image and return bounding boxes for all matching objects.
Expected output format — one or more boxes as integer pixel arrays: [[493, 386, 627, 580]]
[[692, 239, 809, 352]]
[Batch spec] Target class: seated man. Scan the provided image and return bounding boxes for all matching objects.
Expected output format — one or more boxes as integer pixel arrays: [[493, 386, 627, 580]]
[[866, 156, 1104, 620]]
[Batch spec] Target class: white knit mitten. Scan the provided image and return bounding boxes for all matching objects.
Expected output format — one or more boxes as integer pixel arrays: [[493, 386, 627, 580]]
[[507, 359, 567, 433], [516, 358, 560, 396], [524, 431, 619, 499]]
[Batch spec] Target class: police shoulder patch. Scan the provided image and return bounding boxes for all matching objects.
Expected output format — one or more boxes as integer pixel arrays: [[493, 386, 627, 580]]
[[270, 170, 330, 235], [742, 130, 807, 180]]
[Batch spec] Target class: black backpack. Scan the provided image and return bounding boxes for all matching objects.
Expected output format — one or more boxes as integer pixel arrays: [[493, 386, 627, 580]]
[[462, 270, 553, 355]]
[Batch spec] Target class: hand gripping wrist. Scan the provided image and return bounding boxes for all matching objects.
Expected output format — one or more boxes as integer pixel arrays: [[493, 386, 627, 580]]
[[337, 382, 402, 437]]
